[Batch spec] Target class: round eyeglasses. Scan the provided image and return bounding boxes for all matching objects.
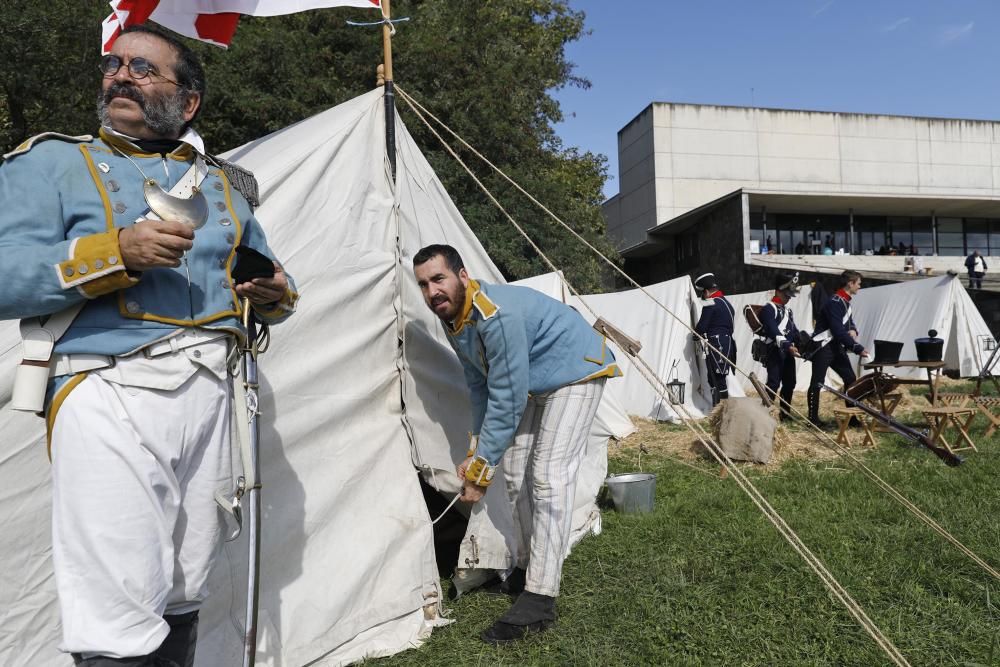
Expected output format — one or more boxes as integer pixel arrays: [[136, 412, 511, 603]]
[[99, 55, 182, 86]]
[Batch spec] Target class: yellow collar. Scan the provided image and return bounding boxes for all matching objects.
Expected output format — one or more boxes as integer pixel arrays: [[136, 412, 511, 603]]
[[449, 279, 480, 335], [98, 127, 195, 161]]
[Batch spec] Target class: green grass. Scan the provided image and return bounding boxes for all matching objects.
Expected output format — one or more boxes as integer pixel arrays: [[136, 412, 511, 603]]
[[377, 382, 999, 666]]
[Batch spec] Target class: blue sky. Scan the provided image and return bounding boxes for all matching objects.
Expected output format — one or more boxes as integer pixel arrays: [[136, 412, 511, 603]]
[[553, 1, 1000, 198]]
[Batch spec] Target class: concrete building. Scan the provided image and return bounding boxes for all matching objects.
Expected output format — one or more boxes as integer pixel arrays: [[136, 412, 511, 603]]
[[603, 102, 1000, 332]]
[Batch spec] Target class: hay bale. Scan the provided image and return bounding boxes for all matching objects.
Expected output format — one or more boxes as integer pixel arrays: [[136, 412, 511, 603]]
[[713, 398, 776, 463]]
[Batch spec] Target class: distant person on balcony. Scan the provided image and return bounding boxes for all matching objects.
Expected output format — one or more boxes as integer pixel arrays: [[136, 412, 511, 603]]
[[693, 272, 736, 406], [807, 270, 869, 428], [965, 250, 987, 289], [795, 241, 805, 255]]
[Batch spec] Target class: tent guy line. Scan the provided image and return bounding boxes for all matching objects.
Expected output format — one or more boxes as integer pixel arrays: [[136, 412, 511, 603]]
[[396, 83, 1000, 583], [397, 86, 918, 667]]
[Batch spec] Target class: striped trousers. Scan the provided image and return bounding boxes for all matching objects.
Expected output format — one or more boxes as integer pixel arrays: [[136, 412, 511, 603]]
[[503, 378, 605, 597]]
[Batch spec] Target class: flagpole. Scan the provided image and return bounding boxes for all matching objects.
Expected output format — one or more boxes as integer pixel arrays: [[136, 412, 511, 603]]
[[382, 0, 396, 183]]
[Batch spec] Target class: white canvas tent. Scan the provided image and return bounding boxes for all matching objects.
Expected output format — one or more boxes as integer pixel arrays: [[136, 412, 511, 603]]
[[0, 88, 633, 665], [515, 273, 995, 419]]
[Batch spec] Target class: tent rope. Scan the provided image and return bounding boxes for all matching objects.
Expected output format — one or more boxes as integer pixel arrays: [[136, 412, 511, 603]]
[[395, 84, 1000, 585], [397, 86, 912, 666]]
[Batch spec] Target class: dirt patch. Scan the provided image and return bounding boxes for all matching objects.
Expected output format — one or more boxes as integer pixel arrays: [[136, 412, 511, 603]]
[[613, 377, 976, 472]]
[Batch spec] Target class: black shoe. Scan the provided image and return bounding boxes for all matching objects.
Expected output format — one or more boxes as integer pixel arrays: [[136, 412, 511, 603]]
[[500, 567, 526, 596], [480, 591, 556, 645], [481, 567, 525, 597]]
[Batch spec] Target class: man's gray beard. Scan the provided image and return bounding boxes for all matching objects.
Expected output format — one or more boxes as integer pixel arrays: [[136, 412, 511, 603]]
[[96, 88, 189, 137]]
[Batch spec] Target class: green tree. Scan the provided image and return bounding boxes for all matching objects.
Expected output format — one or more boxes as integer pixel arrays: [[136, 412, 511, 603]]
[[0, 0, 618, 290]]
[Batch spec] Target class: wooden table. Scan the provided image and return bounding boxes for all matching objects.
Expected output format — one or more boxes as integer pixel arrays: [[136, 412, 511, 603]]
[[862, 360, 946, 405]]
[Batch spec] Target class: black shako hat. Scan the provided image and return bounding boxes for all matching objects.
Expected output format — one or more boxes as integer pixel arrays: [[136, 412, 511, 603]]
[[775, 271, 800, 295], [693, 272, 718, 291]]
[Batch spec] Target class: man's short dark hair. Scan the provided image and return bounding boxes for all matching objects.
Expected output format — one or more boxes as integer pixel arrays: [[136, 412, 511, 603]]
[[413, 244, 465, 275], [840, 270, 862, 287], [119, 24, 206, 121]]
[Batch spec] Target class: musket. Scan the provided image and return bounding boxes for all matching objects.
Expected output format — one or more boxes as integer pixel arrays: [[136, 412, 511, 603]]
[[240, 298, 264, 667], [821, 383, 963, 467]]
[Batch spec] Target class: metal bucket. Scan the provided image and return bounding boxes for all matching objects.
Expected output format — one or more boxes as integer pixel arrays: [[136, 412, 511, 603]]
[[605, 473, 657, 514]]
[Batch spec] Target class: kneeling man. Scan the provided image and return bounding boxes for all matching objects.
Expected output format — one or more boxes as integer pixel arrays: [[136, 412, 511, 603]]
[[413, 244, 621, 644]]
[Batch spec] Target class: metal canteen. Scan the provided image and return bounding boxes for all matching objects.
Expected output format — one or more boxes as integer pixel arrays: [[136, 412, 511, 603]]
[[143, 178, 209, 229]]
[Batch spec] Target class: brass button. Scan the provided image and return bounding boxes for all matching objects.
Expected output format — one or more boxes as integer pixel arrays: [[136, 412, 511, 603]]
[[218, 257, 227, 269], [214, 182, 224, 191], [77, 263, 89, 274], [98, 162, 110, 173], [192, 349, 202, 359], [225, 232, 235, 244], [219, 218, 232, 227], [106, 180, 120, 192], [126, 300, 141, 314], [215, 201, 227, 212], [94, 259, 104, 270], [114, 202, 127, 214], [64, 266, 74, 277], [220, 278, 231, 289], [108, 256, 119, 265]]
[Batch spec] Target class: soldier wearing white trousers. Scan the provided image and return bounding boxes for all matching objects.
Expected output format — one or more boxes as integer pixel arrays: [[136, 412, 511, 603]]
[[505, 379, 605, 598], [413, 244, 620, 645]]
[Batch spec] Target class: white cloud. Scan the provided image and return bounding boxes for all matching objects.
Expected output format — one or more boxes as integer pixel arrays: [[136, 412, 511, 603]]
[[813, 0, 834, 17], [881, 17, 911, 33], [940, 21, 974, 44]]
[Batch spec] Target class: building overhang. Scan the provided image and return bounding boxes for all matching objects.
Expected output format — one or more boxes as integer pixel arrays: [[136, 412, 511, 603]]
[[744, 189, 1000, 218], [621, 188, 1000, 259]]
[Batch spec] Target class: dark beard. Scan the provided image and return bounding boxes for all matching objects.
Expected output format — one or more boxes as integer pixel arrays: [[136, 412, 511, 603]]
[[96, 82, 189, 137]]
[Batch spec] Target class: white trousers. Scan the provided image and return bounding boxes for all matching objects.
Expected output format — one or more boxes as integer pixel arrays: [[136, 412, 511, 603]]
[[51, 368, 231, 658], [503, 378, 605, 597]]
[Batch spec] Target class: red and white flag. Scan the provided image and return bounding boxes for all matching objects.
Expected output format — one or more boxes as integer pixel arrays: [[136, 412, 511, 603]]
[[102, 0, 382, 52]]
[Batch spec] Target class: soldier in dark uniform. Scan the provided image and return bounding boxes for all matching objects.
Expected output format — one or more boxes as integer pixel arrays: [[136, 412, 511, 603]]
[[757, 272, 802, 420], [807, 270, 869, 427], [693, 273, 736, 406]]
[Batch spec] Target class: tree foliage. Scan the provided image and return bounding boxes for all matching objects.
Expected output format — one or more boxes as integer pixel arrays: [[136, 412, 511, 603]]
[[0, 0, 618, 289]]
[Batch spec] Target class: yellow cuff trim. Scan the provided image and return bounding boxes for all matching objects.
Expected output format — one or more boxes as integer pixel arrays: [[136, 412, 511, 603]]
[[466, 433, 479, 458], [55, 231, 137, 298], [252, 288, 299, 320], [465, 455, 496, 487]]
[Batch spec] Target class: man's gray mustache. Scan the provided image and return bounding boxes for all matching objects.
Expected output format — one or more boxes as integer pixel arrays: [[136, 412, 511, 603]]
[[104, 83, 145, 106]]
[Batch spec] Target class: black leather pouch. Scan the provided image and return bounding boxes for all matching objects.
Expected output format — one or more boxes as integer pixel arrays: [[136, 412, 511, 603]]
[[231, 245, 275, 284]]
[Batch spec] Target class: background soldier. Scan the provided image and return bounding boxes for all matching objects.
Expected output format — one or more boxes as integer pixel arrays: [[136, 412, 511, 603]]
[[758, 272, 801, 421], [807, 270, 868, 427], [693, 272, 737, 406]]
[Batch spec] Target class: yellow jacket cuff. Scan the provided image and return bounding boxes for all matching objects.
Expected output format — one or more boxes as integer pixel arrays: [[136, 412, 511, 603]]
[[252, 288, 299, 320], [466, 434, 479, 458], [464, 455, 496, 487], [54, 231, 137, 298]]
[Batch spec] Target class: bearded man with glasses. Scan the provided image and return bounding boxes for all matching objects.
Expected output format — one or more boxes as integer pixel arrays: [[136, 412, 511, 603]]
[[0, 23, 297, 666]]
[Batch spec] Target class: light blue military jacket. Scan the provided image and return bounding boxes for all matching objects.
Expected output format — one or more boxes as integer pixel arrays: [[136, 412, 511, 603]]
[[0, 130, 297, 358], [447, 280, 621, 467]]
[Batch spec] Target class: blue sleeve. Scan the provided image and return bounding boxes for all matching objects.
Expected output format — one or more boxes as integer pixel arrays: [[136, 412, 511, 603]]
[[759, 304, 780, 339], [825, 301, 862, 353], [462, 360, 488, 436], [0, 153, 87, 319], [473, 310, 530, 466], [238, 207, 297, 324]]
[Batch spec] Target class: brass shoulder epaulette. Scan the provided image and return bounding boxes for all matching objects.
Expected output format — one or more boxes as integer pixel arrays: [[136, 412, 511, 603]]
[[3, 132, 93, 161]]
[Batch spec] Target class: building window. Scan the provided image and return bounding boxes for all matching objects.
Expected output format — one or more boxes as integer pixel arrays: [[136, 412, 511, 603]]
[[937, 217, 964, 256]]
